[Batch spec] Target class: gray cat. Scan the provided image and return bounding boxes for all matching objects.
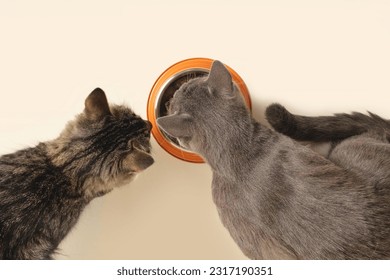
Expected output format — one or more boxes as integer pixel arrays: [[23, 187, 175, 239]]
[[157, 60, 390, 259], [0, 88, 154, 259]]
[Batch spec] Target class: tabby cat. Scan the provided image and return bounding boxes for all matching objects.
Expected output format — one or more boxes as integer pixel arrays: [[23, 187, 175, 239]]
[[0, 88, 154, 259], [157, 60, 390, 259]]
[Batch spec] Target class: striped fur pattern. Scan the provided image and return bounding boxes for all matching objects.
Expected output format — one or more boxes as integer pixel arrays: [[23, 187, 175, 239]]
[[0, 88, 154, 259]]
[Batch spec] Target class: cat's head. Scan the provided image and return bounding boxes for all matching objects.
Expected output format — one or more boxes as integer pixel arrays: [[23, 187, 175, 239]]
[[156, 60, 250, 154], [51, 88, 154, 197]]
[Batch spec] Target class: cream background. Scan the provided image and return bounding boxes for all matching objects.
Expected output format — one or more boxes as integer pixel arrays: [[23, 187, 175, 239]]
[[0, 0, 389, 259]]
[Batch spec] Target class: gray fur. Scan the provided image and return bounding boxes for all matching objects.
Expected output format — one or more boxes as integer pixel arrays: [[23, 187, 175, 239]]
[[0, 88, 154, 259], [157, 60, 390, 259]]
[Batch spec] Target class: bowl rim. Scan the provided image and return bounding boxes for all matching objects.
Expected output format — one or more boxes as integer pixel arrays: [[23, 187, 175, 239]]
[[147, 57, 252, 163]]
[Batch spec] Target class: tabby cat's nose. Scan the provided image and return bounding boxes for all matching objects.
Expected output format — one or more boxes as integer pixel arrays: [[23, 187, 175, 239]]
[[146, 120, 153, 131]]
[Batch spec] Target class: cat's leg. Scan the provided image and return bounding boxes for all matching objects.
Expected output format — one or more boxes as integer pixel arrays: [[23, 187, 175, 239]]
[[265, 103, 389, 142]]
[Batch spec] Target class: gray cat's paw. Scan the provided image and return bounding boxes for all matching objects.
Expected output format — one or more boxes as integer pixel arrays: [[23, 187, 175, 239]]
[[265, 103, 295, 134]]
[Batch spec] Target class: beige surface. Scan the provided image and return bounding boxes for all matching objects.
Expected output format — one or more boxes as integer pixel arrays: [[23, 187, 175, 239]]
[[0, 0, 389, 259]]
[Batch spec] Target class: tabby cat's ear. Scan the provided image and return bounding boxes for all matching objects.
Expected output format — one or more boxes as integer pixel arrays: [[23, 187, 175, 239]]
[[207, 60, 233, 95], [156, 114, 193, 138], [84, 88, 111, 121]]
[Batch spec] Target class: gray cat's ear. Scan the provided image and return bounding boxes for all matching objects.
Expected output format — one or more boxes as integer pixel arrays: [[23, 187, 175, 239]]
[[156, 114, 193, 138], [84, 88, 111, 121], [207, 60, 233, 94]]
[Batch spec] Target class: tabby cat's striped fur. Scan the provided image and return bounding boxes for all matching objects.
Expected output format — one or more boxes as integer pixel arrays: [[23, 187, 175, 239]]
[[0, 88, 153, 259]]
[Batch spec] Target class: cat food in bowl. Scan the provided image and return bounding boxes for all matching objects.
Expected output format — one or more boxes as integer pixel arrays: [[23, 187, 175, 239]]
[[147, 58, 251, 163]]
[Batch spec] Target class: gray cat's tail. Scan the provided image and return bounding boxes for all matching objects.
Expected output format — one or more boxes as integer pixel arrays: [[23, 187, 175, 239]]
[[265, 103, 390, 142]]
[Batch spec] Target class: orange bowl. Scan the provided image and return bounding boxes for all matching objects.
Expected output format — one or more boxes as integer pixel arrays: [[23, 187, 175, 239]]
[[147, 58, 251, 163]]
